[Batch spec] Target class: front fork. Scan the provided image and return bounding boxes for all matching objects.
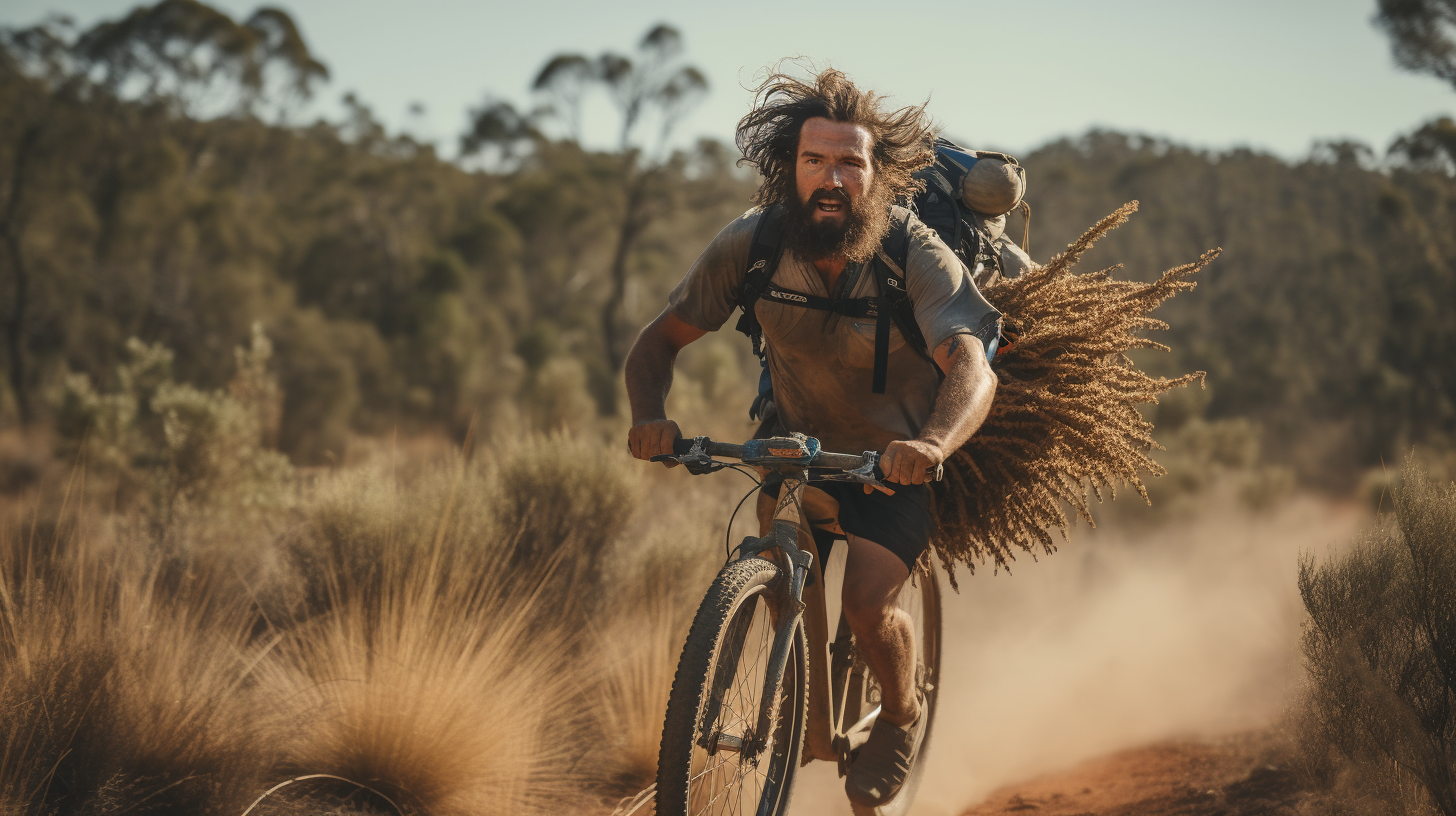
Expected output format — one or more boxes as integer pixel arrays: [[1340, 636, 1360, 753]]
[[746, 517, 813, 760], [700, 480, 815, 761]]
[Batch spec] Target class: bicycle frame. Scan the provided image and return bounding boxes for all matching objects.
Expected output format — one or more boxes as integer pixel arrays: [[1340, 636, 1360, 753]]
[[659, 432, 938, 778], [723, 470, 878, 774]]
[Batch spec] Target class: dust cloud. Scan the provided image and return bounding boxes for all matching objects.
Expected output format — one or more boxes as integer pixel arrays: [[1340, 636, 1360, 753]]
[[787, 490, 1365, 816]]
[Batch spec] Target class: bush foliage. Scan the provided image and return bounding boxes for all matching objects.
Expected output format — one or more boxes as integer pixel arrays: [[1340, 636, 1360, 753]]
[[1297, 457, 1456, 815]]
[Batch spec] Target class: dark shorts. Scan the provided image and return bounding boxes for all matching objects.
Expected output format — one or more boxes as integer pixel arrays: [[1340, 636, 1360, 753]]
[[762, 475, 932, 573]]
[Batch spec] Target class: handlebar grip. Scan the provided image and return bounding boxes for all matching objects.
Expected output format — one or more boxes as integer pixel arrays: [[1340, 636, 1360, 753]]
[[671, 436, 744, 459], [872, 463, 945, 482]]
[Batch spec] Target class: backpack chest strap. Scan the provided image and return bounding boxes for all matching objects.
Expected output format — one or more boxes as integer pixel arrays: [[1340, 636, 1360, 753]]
[[763, 281, 907, 396], [761, 284, 881, 318]]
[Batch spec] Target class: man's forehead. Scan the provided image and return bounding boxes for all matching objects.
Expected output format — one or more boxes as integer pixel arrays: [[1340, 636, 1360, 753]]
[[799, 117, 872, 156]]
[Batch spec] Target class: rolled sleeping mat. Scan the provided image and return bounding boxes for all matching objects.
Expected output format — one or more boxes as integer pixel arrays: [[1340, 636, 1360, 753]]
[[961, 151, 1025, 216]]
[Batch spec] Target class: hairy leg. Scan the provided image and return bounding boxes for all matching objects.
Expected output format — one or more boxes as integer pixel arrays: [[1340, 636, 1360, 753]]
[[841, 535, 918, 725]]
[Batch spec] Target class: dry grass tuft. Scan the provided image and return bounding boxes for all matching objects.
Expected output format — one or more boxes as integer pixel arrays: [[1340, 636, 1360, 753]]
[[0, 520, 275, 816], [265, 555, 584, 815], [266, 449, 605, 816], [589, 536, 716, 797], [932, 201, 1218, 582]]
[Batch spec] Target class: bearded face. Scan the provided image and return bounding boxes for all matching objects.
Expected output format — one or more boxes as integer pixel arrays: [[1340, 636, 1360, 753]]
[[780, 117, 894, 265], [782, 182, 893, 265]]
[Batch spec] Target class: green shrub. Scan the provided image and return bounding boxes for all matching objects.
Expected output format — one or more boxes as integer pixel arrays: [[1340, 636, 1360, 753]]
[[490, 432, 638, 579], [1296, 456, 1456, 815], [54, 332, 293, 520]]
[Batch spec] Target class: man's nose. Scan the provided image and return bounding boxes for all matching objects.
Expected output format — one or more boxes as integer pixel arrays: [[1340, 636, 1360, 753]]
[[821, 167, 842, 189]]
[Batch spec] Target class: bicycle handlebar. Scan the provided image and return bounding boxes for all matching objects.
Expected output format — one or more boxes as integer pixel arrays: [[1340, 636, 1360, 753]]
[[665, 435, 942, 483], [669, 437, 865, 469]]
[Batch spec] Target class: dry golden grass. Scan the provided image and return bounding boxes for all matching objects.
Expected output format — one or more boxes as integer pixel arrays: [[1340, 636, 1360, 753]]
[[264, 527, 584, 815], [0, 431, 686, 815], [589, 534, 718, 798], [0, 494, 276, 815], [263, 442, 644, 814], [932, 202, 1218, 583]]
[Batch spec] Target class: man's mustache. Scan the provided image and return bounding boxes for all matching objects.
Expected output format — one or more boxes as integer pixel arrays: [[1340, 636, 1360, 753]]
[[808, 189, 851, 205]]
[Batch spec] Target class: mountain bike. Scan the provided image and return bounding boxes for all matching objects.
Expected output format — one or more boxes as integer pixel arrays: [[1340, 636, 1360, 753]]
[[652, 433, 942, 816]]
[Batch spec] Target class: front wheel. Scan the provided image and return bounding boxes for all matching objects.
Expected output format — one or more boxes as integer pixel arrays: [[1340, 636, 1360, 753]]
[[849, 558, 943, 816], [656, 557, 808, 816]]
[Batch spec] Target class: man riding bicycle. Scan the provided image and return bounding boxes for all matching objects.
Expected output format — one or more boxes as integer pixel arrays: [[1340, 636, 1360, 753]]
[[624, 68, 999, 807]]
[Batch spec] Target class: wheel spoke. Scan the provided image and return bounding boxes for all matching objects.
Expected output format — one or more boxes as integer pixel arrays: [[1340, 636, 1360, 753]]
[[688, 589, 781, 815]]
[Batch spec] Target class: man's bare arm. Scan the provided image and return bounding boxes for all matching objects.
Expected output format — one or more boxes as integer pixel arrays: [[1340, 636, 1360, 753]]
[[624, 309, 707, 461], [879, 333, 997, 486]]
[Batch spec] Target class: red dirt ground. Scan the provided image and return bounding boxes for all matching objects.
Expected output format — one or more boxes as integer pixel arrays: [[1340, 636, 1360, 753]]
[[959, 732, 1305, 816]]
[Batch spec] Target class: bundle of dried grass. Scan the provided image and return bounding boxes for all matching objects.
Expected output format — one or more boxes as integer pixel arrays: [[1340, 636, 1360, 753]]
[[930, 201, 1218, 584]]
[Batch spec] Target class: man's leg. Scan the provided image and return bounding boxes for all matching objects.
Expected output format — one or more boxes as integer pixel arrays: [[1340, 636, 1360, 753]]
[[840, 534, 918, 725]]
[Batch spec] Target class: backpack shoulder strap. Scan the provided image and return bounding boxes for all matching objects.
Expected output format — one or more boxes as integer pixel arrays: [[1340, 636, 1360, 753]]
[[734, 205, 786, 359], [868, 209, 933, 393]]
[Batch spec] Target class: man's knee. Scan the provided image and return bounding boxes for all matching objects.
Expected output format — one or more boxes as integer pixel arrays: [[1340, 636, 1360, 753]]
[[841, 536, 909, 624], [842, 581, 894, 626]]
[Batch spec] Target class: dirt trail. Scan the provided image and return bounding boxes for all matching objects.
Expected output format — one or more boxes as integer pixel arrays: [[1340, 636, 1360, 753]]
[[786, 489, 1363, 816], [960, 731, 1303, 815]]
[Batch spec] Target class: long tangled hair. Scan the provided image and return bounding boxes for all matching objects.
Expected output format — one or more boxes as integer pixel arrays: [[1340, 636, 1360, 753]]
[[736, 68, 935, 208]]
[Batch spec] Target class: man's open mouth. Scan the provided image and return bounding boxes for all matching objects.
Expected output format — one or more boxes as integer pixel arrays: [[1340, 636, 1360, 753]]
[[816, 200, 845, 213]]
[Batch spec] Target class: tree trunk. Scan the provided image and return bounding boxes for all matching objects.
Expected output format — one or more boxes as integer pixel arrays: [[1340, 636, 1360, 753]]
[[599, 160, 652, 411], [0, 123, 41, 426], [2, 232, 29, 425]]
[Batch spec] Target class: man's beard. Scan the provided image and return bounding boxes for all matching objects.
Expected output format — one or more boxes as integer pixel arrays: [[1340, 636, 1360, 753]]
[[781, 181, 894, 265]]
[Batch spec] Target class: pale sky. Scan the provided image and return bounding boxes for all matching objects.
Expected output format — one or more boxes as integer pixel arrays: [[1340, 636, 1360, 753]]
[[6, 0, 1455, 159]]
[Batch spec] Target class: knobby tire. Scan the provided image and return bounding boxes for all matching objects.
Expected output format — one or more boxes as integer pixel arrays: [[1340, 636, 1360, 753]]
[[656, 557, 808, 816]]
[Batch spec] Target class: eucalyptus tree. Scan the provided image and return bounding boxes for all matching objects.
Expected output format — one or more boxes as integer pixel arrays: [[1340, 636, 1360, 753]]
[[0, 0, 327, 424], [1377, 0, 1456, 91], [1377, 0, 1456, 170], [459, 97, 541, 166], [494, 24, 707, 410], [73, 0, 327, 118]]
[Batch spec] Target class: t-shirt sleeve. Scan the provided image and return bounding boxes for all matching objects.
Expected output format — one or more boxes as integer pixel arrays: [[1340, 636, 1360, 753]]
[[902, 220, 1001, 353], [666, 209, 761, 332]]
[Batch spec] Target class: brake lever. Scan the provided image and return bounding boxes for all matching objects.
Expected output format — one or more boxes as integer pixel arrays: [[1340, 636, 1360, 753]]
[[650, 435, 725, 475], [811, 451, 944, 487], [810, 451, 890, 490]]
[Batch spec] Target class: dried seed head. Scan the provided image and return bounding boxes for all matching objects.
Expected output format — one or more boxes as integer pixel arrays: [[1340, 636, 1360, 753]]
[[930, 201, 1219, 587]]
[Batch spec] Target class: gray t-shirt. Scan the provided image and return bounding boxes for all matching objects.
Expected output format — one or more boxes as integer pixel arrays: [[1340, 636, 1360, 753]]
[[668, 206, 999, 454]]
